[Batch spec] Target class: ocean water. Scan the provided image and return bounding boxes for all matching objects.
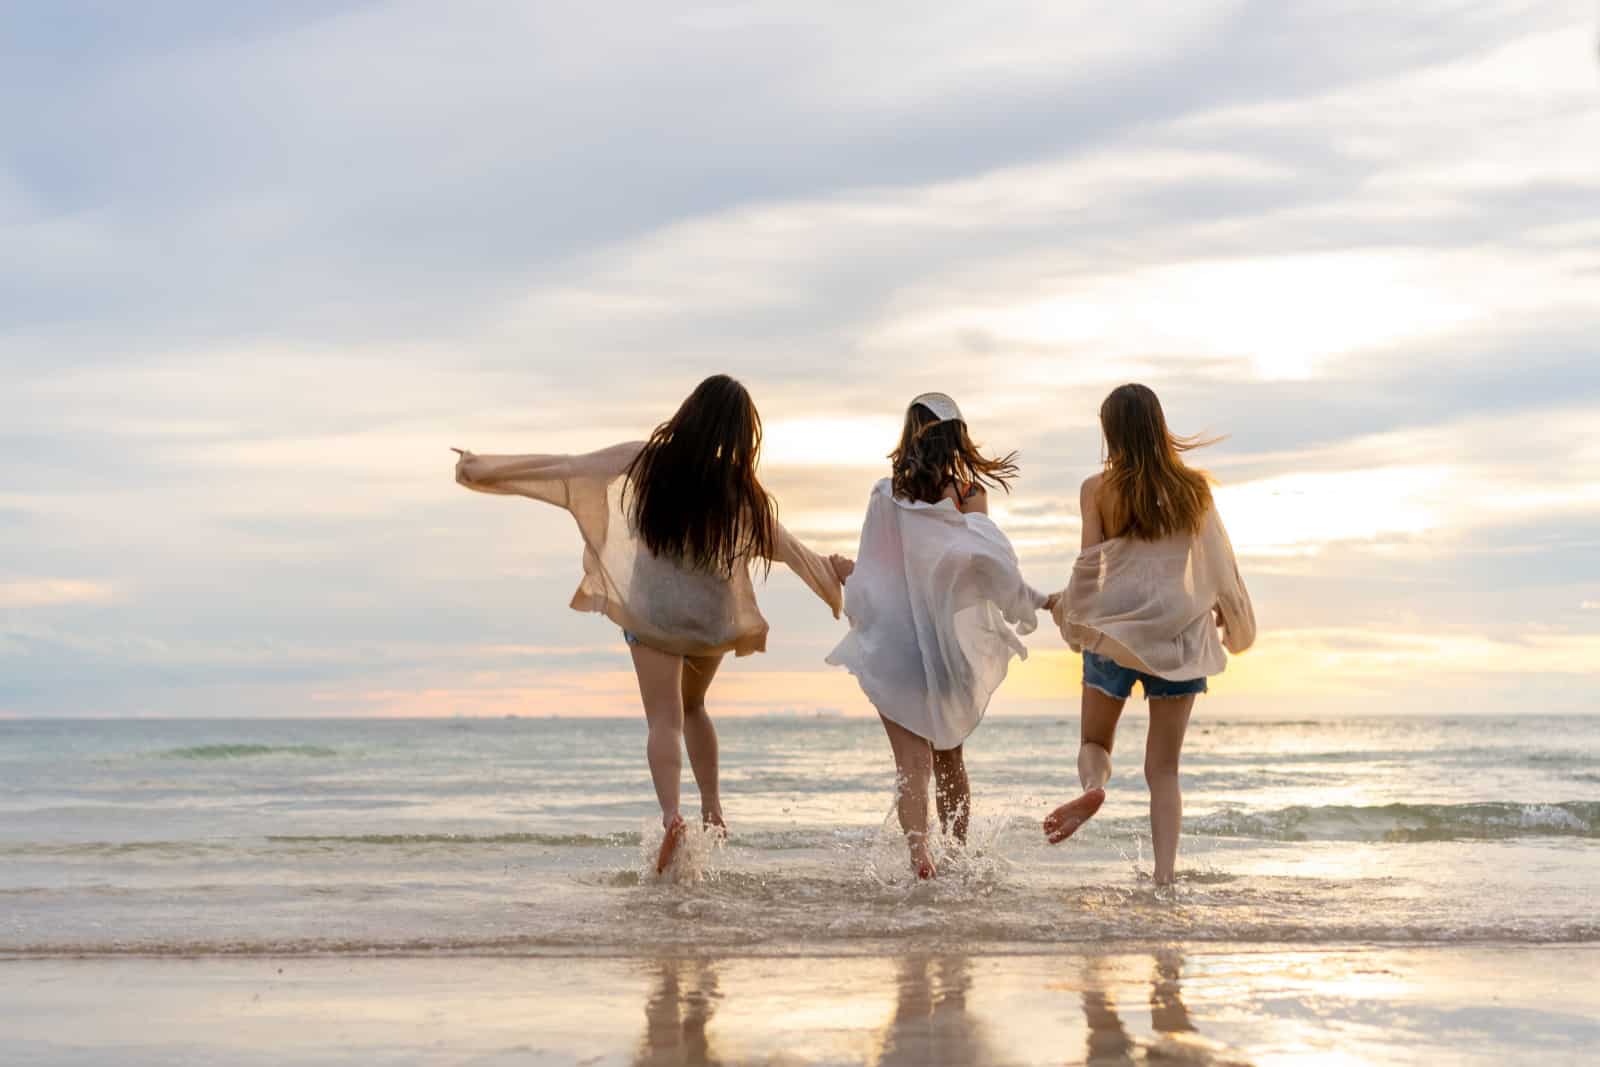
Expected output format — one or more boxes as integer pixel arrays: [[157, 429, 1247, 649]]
[[2, 714, 1597, 957]]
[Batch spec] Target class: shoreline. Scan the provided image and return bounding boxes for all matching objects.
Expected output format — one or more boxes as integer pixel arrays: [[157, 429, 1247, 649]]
[[5, 937, 1599, 962], [8, 710, 1600, 721]]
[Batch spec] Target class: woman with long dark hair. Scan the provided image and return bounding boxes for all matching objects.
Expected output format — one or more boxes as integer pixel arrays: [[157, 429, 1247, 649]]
[[454, 375, 845, 874], [827, 393, 1046, 878], [1042, 383, 1255, 885]]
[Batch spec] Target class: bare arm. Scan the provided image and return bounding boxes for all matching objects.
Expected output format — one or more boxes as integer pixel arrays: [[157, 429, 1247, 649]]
[[1079, 474, 1106, 550]]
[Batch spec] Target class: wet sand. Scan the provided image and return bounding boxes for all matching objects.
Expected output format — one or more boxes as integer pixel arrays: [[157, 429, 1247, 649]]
[[6, 945, 1598, 1065]]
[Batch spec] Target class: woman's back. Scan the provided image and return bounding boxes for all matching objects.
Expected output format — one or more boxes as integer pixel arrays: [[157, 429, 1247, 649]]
[[830, 393, 1044, 751], [1043, 383, 1257, 886], [624, 374, 776, 578], [1056, 385, 1254, 677], [454, 373, 844, 658]]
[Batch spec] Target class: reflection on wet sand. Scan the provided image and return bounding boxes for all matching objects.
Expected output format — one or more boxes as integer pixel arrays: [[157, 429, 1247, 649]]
[[1083, 978, 1135, 1065], [1083, 949, 1248, 1067], [629, 950, 1253, 1066], [874, 956, 999, 1066], [635, 959, 724, 1067], [1150, 947, 1196, 1036]]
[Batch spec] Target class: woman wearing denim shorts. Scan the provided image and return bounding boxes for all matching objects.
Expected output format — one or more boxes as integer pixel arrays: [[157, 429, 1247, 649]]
[[1041, 385, 1255, 885]]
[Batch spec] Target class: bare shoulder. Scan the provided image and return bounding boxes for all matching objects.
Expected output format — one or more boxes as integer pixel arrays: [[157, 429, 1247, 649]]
[[961, 481, 989, 514], [943, 481, 988, 514], [1078, 472, 1108, 547]]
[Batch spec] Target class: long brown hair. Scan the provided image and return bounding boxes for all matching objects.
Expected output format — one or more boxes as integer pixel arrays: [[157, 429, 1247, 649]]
[[623, 375, 776, 575], [1098, 383, 1214, 540], [890, 401, 1018, 505]]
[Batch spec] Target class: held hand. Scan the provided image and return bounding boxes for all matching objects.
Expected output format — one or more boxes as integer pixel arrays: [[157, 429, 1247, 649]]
[[1043, 593, 1060, 613], [829, 554, 856, 585]]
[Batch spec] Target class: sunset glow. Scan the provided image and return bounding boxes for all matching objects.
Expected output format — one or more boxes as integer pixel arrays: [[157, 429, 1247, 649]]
[[3, 3, 1596, 721]]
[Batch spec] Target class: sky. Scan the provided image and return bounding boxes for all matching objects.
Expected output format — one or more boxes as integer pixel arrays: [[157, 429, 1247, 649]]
[[3, 1, 1598, 719]]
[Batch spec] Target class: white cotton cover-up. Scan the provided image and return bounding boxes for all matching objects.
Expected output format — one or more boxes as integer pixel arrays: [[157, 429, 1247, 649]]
[[826, 479, 1047, 751], [1052, 506, 1256, 680], [454, 442, 842, 658]]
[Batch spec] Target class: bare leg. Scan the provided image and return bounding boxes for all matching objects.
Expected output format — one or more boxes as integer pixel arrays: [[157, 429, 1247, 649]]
[[629, 643, 684, 830], [680, 653, 726, 829], [1079, 684, 1125, 791], [1045, 685, 1125, 843], [932, 746, 970, 844], [1145, 695, 1195, 885], [879, 714, 936, 877]]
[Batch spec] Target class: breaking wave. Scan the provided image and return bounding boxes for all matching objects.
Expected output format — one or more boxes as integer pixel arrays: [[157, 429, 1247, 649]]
[[1188, 801, 1600, 842], [155, 744, 338, 760]]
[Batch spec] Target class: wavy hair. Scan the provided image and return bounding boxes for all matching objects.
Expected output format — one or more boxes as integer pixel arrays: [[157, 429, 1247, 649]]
[[623, 374, 776, 575], [1098, 383, 1215, 540], [890, 401, 1018, 505]]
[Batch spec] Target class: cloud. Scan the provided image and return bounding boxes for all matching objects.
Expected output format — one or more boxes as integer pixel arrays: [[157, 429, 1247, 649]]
[[0, 580, 119, 608], [3, 1, 1598, 716]]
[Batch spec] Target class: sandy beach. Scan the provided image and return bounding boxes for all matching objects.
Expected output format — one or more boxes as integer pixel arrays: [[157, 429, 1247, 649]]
[[7, 946, 1599, 1065]]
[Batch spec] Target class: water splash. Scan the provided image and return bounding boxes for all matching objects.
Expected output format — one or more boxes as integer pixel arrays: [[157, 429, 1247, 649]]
[[638, 818, 726, 886]]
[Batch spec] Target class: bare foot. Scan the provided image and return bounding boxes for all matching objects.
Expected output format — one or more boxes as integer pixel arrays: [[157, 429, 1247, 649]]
[[655, 814, 686, 875], [702, 810, 727, 841], [910, 842, 937, 880], [1043, 788, 1105, 844]]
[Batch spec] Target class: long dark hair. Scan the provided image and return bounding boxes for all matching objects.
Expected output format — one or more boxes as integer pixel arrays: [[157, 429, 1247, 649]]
[[890, 401, 1018, 505], [1099, 383, 1214, 540], [623, 374, 776, 575]]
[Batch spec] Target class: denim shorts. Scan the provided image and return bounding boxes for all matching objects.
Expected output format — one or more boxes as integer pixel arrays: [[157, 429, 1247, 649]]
[[1083, 651, 1207, 701], [622, 630, 641, 647]]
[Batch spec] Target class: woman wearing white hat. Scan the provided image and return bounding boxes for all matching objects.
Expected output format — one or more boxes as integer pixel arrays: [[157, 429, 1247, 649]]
[[827, 393, 1049, 878]]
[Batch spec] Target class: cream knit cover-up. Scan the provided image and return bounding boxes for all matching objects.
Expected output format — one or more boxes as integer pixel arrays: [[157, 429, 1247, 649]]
[[1052, 506, 1256, 681], [454, 442, 842, 658]]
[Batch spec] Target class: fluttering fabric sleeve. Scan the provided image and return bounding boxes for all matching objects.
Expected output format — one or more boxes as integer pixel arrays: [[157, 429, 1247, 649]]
[[961, 514, 1046, 630], [772, 523, 844, 619], [454, 441, 643, 506], [1052, 505, 1254, 680], [827, 479, 1042, 749], [453, 441, 838, 658], [1209, 514, 1256, 655]]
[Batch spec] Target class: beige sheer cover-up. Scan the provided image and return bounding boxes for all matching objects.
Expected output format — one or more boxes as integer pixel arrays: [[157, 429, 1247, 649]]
[[455, 442, 842, 657], [1051, 506, 1256, 681]]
